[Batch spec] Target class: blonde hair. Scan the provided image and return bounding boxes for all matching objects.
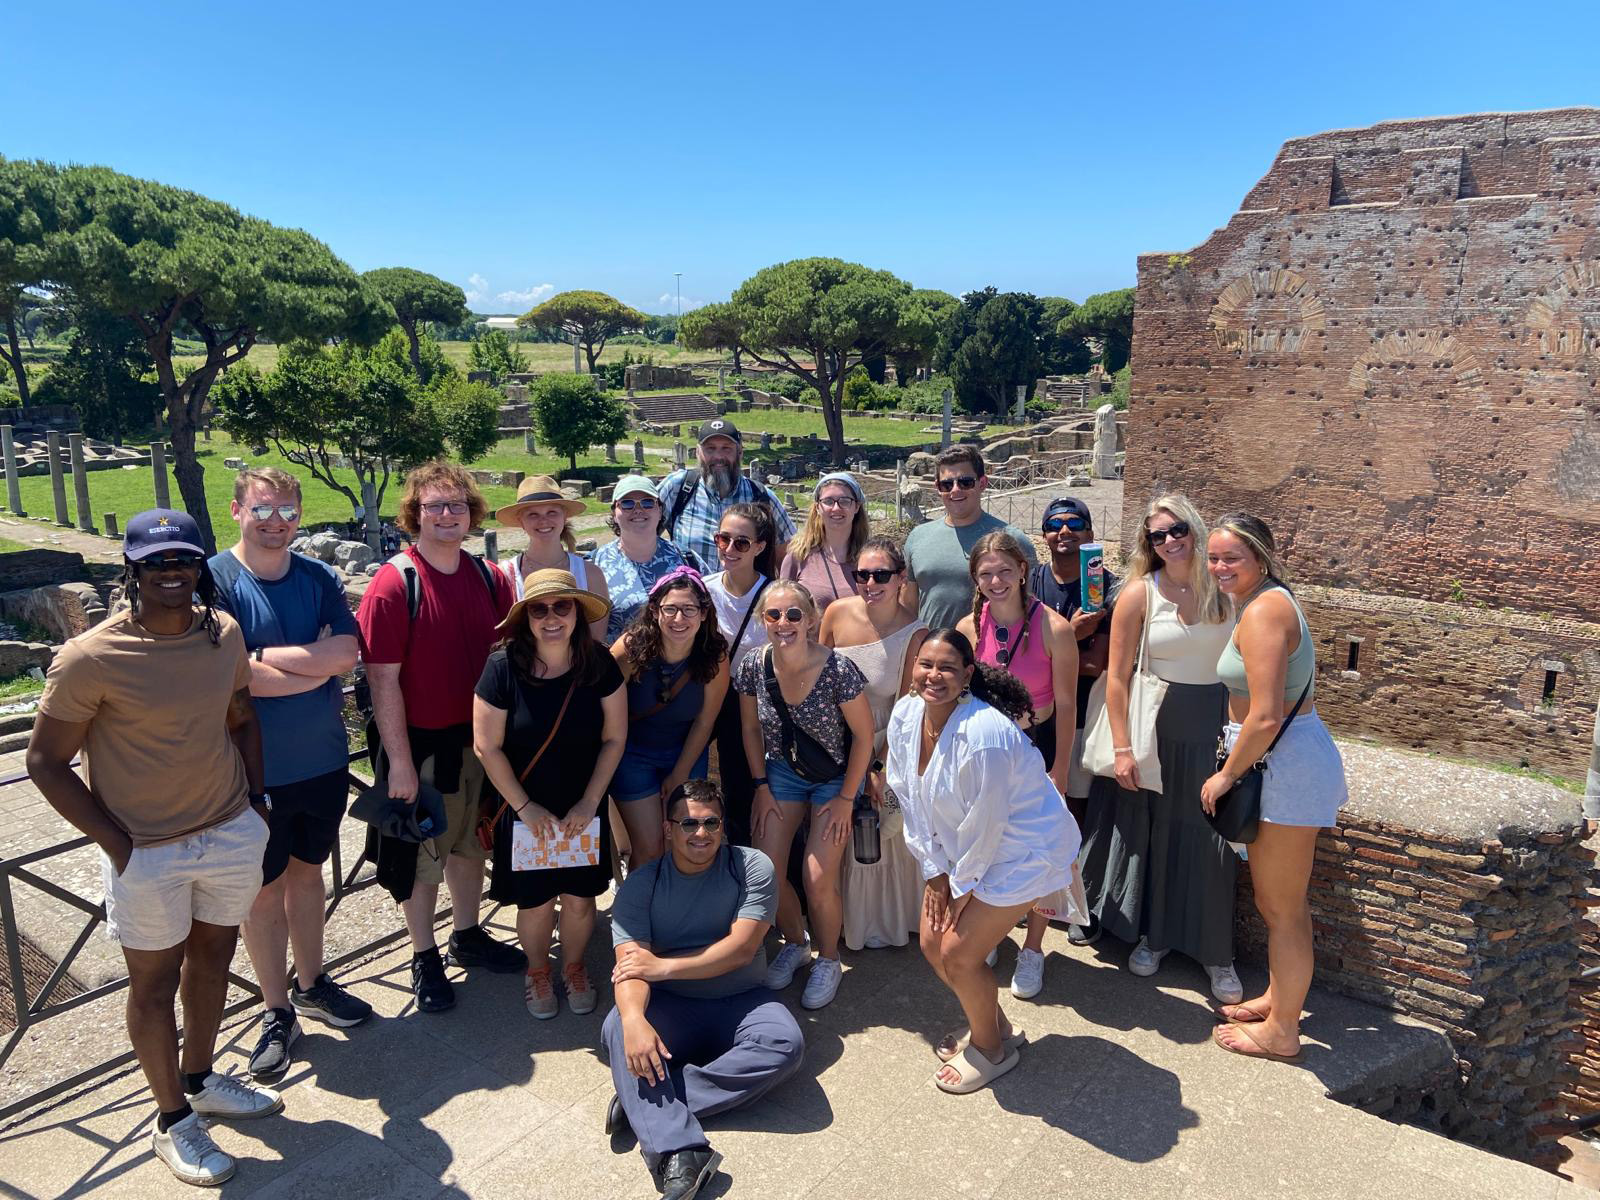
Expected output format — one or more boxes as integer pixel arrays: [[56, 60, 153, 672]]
[[234, 466, 302, 504], [1126, 493, 1229, 625], [966, 531, 1034, 632], [758, 578, 819, 638], [788, 481, 869, 565]]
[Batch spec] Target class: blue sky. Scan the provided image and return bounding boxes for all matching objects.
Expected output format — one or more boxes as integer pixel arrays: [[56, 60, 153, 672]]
[[6, 2, 1598, 315]]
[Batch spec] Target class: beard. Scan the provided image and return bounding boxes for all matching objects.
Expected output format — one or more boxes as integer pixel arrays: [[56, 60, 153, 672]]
[[705, 461, 739, 496]]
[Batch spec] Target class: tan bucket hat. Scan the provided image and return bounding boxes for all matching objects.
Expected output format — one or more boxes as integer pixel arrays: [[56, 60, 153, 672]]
[[494, 475, 587, 525], [495, 568, 610, 634]]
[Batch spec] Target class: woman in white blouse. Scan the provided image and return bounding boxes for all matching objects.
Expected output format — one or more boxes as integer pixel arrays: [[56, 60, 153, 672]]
[[887, 629, 1081, 1096]]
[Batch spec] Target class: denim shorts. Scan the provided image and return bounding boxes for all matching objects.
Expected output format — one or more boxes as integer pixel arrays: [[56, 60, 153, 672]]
[[613, 742, 709, 804], [765, 756, 847, 807]]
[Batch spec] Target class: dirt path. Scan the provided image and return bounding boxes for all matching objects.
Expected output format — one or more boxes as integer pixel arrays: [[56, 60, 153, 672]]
[[0, 515, 125, 563]]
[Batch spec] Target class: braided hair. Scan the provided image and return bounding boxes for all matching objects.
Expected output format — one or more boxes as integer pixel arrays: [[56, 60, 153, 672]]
[[123, 557, 225, 646], [920, 628, 1035, 725], [966, 530, 1035, 633]]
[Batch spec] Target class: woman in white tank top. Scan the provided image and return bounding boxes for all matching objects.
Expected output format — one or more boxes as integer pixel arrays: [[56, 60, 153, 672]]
[[493, 474, 610, 642]]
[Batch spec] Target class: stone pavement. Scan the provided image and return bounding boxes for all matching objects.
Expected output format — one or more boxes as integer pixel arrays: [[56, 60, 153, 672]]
[[0, 905, 1578, 1200]]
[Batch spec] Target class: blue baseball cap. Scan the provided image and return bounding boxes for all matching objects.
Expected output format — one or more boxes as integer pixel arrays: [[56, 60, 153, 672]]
[[1042, 497, 1092, 530], [123, 508, 206, 561]]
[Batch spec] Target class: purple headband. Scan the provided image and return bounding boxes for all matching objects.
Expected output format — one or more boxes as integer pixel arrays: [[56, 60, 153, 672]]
[[650, 565, 706, 598]]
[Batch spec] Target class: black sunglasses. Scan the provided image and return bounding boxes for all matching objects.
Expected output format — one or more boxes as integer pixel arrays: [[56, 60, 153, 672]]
[[1147, 521, 1192, 547], [525, 598, 575, 619], [762, 607, 805, 624], [851, 568, 898, 584], [672, 817, 723, 834], [1044, 516, 1089, 533], [934, 475, 979, 493], [139, 554, 204, 570]]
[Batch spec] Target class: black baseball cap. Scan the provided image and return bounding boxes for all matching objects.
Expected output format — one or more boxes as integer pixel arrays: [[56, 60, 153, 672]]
[[1042, 497, 1093, 530], [124, 508, 206, 561], [696, 418, 742, 446]]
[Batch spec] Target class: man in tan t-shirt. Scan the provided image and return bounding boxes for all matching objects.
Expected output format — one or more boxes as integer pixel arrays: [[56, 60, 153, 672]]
[[27, 509, 282, 1188]]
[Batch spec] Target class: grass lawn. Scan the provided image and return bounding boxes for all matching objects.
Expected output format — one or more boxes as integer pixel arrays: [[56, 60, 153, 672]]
[[0, 536, 31, 554], [166, 340, 719, 381]]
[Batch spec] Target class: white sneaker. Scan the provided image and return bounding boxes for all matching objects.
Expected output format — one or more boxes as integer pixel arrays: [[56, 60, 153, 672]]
[[1127, 938, 1168, 977], [765, 940, 813, 990], [1011, 948, 1045, 999], [152, 1112, 235, 1186], [187, 1070, 284, 1120], [1207, 963, 1244, 1005], [801, 957, 842, 1009]]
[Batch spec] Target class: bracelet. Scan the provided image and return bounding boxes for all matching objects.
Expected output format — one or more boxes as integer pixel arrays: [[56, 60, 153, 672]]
[[1113, 746, 1133, 754], [752, 777, 769, 790]]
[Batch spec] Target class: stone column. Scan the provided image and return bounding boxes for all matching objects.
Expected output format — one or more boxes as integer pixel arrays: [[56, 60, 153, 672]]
[[524, 429, 537, 454], [674, 441, 687, 469], [1, 425, 24, 516], [68, 433, 96, 533], [895, 458, 906, 522], [360, 477, 382, 553], [718, 366, 727, 392], [104, 513, 119, 537], [46, 432, 69, 526], [605, 442, 617, 463], [572, 331, 582, 374], [1092, 403, 1118, 479], [151, 441, 171, 509], [941, 388, 953, 450], [759, 430, 772, 453], [1586, 699, 1600, 821], [1015, 384, 1027, 424], [483, 530, 498, 563], [634, 438, 645, 466]]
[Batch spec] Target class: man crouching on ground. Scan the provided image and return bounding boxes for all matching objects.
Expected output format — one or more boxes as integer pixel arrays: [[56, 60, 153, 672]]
[[602, 779, 804, 1199]]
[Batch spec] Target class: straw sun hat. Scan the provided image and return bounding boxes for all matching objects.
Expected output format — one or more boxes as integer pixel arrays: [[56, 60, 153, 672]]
[[494, 475, 587, 526], [496, 568, 611, 634]]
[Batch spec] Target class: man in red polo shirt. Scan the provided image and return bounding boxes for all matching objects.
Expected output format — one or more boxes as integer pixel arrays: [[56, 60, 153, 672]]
[[358, 461, 525, 1012]]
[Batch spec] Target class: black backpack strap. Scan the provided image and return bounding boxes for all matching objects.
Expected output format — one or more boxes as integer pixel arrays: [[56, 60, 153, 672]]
[[384, 550, 496, 622], [663, 469, 701, 539]]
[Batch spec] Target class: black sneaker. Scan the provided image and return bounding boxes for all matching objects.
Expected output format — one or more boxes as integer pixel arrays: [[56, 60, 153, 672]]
[[411, 947, 456, 1013], [291, 973, 374, 1028], [605, 1092, 634, 1150], [247, 1007, 299, 1079], [446, 925, 527, 974], [657, 1148, 722, 1200], [1067, 917, 1101, 946]]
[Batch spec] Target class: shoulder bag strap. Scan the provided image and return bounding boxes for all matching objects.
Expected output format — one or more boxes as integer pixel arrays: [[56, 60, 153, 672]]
[[664, 469, 701, 538], [726, 574, 765, 661], [761, 645, 799, 758], [1261, 679, 1312, 760], [485, 676, 579, 828], [630, 661, 694, 723], [1135, 577, 1155, 675]]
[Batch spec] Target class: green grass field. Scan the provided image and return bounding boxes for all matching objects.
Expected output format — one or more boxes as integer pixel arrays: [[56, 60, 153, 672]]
[[169, 340, 718, 381]]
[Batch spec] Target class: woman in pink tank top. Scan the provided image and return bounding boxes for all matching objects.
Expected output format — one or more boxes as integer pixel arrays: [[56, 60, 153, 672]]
[[955, 531, 1078, 1002]]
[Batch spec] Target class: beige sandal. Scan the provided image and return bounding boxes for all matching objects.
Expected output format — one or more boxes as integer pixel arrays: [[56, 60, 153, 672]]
[[935, 1043, 1021, 1095], [935, 1027, 1026, 1063]]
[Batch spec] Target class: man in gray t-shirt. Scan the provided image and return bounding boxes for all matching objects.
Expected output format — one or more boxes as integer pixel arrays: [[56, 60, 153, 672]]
[[603, 782, 804, 1198], [904, 446, 1037, 630]]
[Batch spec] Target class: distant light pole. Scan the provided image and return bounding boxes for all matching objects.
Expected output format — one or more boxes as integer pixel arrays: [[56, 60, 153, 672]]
[[674, 273, 682, 318]]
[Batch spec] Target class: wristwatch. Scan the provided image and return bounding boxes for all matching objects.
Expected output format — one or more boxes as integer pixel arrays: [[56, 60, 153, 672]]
[[249, 791, 273, 813], [252, 646, 264, 662]]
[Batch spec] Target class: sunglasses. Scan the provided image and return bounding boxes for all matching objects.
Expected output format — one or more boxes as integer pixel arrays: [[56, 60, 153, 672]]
[[713, 532, 753, 552], [851, 568, 898, 584], [762, 607, 806, 625], [658, 603, 703, 619], [934, 475, 979, 493], [246, 504, 301, 523], [525, 598, 575, 620], [617, 496, 657, 510], [1044, 516, 1089, 533], [672, 817, 723, 834], [421, 500, 470, 516], [139, 554, 204, 570], [1147, 521, 1192, 546]]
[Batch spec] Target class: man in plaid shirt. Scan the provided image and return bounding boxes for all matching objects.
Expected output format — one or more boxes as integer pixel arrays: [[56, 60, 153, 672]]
[[660, 419, 795, 571]]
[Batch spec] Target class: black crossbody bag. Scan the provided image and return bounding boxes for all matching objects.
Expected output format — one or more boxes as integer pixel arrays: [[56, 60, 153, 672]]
[[1206, 680, 1311, 844], [761, 646, 851, 783]]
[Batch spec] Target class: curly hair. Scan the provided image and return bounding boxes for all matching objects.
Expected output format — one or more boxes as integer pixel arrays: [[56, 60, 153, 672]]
[[719, 502, 780, 580], [966, 530, 1035, 633], [620, 576, 728, 685], [396, 460, 488, 537], [498, 605, 606, 687], [123, 558, 224, 646], [920, 628, 1035, 725]]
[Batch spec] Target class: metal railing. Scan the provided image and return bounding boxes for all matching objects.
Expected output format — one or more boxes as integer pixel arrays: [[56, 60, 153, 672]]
[[0, 684, 403, 1124]]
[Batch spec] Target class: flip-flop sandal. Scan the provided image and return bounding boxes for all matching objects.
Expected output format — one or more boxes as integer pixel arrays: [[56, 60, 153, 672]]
[[1214, 1003, 1269, 1025], [935, 1043, 1021, 1094], [1212, 1022, 1303, 1064], [935, 1028, 1027, 1063]]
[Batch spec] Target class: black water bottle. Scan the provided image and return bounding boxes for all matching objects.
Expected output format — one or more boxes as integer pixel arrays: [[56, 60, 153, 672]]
[[852, 798, 881, 865]]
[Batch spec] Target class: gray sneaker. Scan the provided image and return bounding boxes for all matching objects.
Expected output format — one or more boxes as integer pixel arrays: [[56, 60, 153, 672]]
[[188, 1070, 284, 1120], [152, 1112, 235, 1186], [246, 1008, 299, 1080]]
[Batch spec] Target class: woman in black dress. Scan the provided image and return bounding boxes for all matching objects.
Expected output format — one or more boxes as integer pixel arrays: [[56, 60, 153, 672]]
[[473, 568, 627, 1020]]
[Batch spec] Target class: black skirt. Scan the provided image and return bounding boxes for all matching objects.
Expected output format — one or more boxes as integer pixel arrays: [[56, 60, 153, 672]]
[[487, 800, 614, 910]]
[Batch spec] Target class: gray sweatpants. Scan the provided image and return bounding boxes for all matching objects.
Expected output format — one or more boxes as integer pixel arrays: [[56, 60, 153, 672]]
[[602, 986, 804, 1168]]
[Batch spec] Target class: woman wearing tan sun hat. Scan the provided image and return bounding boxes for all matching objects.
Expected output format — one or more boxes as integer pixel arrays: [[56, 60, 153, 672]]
[[494, 475, 610, 641], [473, 568, 625, 1020]]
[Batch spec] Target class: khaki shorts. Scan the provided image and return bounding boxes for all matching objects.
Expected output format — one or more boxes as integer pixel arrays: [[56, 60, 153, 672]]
[[415, 752, 489, 886], [101, 806, 269, 951]]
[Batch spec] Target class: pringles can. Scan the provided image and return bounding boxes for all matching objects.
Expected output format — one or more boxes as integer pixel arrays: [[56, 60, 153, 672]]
[[1079, 542, 1105, 612]]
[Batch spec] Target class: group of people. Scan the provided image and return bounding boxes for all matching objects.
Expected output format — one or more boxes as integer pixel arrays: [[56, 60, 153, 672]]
[[26, 415, 1347, 1198]]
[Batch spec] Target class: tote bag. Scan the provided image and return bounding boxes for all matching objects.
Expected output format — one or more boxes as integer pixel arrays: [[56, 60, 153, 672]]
[[1080, 577, 1168, 794]]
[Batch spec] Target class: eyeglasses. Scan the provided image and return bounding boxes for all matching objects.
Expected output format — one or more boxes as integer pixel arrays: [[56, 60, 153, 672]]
[[1043, 516, 1089, 533], [525, 598, 575, 619], [934, 475, 979, 493], [421, 500, 470, 516], [762, 607, 805, 624], [247, 504, 300, 523], [818, 495, 857, 509], [658, 603, 702, 619], [1147, 521, 1192, 546], [672, 817, 723, 834], [851, 568, 898, 584], [140, 554, 204, 570], [617, 496, 657, 511], [713, 532, 753, 552]]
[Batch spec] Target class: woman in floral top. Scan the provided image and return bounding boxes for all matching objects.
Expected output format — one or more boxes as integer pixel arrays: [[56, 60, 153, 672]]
[[593, 475, 703, 643], [734, 579, 874, 1010]]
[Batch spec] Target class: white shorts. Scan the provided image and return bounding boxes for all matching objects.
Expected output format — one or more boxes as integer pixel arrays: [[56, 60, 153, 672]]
[[1222, 710, 1348, 828], [101, 806, 268, 951]]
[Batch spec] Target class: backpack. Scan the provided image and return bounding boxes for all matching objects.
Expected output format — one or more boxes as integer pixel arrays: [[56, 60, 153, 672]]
[[384, 550, 498, 620], [662, 469, 701, 540]]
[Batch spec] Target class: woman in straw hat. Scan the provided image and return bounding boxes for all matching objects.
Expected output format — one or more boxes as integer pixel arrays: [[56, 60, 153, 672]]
[[473, 568, 625, 1020], [494, 475, 610, 642]]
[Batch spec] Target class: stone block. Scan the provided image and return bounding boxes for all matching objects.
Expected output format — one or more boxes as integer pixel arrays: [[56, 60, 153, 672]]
[[333, 541, 375, 569], [0, 640, 52, 677], [306, 531, 342, 563], [559, 479, 594, 497]]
